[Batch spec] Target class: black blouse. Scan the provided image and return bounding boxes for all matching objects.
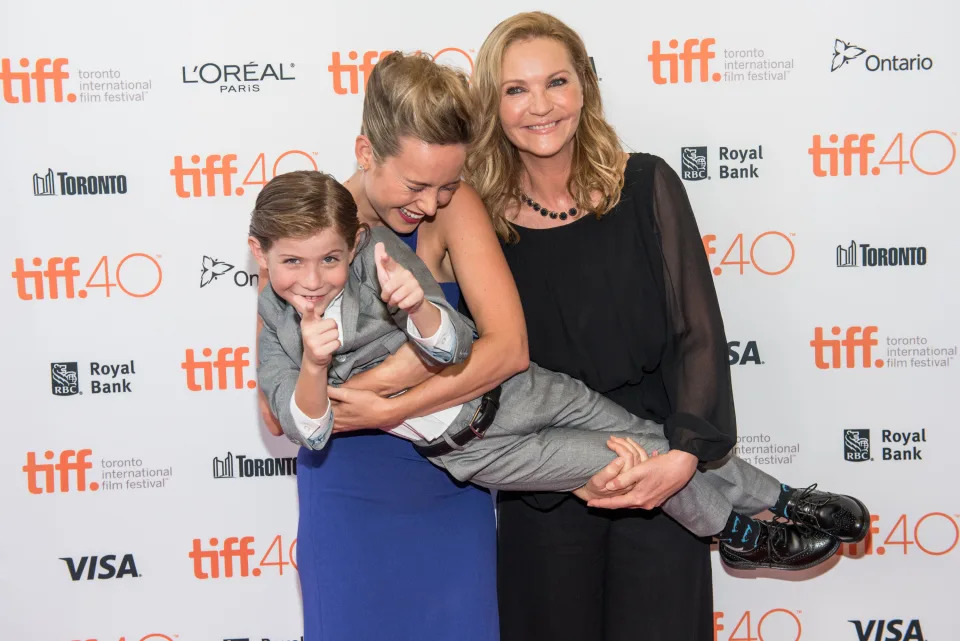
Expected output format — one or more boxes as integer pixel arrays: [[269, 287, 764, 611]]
[[499, 153, 736, 463]]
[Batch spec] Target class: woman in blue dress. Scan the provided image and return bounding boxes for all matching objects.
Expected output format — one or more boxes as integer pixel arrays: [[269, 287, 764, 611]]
[[258, 52, 528, 640]]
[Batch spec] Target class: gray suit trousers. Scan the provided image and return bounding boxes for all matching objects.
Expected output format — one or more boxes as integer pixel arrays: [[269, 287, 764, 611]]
[[428, 363, 781, 537]]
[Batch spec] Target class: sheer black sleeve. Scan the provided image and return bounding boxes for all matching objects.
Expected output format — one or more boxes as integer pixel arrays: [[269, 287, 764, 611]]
[[651, 159, 737, 462]]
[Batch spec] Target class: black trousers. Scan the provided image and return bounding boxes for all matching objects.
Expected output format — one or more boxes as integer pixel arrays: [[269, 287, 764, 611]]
[[497, 492, 714, 641]]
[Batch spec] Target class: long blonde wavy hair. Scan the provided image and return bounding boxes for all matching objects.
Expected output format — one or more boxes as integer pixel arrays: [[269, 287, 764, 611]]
[[466, 12, 627, 243]]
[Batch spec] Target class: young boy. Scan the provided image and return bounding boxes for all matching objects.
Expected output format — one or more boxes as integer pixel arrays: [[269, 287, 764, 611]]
[[252, 171, 869, 571]]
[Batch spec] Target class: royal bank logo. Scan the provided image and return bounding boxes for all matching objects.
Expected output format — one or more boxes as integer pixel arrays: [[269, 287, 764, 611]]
[[844, 429, 870, 462], [51, 362, 80, 396], [681, 147, 708, 180]]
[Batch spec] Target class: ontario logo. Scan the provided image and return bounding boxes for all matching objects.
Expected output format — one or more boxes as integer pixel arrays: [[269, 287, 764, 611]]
[[200, 256, 259, 288], [831, 38, 933, 73]]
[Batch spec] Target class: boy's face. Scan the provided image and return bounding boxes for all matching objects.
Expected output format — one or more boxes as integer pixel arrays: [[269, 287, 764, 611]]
[[250, 228, 356, 316]]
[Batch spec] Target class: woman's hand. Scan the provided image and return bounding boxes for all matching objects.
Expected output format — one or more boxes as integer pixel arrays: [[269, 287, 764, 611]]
[[585, 438, 698, 510], [327, 386, 403, 432]]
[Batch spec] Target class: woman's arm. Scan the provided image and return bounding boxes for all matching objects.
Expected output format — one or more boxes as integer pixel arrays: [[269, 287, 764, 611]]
[[328, 185, 529, 429], [584, 159, 733, 509]]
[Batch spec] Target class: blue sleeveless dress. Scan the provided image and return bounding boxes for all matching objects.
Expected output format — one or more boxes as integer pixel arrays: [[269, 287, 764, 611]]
[[297, 229, 498, 641]]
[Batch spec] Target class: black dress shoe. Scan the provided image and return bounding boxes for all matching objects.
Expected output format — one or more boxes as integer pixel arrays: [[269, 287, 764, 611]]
[[783, 484, 870, 542], [719, 520, 840, 571]]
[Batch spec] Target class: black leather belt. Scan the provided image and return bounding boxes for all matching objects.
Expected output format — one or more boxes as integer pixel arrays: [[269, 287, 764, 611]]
[[413, 386, 502, 458]]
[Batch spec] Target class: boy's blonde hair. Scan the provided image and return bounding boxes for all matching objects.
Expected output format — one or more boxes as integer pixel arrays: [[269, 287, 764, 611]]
[[362, 51, 473, 161], [249, 171, 364, 252], [465, 12, 627, 243]]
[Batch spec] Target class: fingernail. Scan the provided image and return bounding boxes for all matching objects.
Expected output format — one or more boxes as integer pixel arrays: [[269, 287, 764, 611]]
[[605, 482, 617, 490]]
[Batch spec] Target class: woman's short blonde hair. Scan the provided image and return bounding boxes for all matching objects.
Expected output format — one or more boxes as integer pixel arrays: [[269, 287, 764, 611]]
[[362, 51, 473, 162], [466, 12, 627, 242]]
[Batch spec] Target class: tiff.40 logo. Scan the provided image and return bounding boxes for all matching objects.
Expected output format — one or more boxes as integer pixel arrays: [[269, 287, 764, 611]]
[[329, 48, 475, 94], [0, 57, 75, 103], [809, 131, 957, 177], [170, 150, 320, 197], [11, 254, 163, 300], [189, 535, 297, 579], [838, 512, 959, 559]]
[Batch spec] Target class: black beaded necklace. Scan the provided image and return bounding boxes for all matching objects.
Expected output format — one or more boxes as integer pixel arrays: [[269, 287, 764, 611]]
[[521, 192, 581, 221]]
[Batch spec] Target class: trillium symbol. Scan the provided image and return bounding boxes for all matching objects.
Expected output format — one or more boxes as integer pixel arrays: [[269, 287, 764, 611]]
[[200, 255, 235, 287], [831, 39, 866, 72]]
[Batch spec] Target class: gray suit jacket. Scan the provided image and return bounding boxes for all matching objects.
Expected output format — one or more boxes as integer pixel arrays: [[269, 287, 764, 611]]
[[257, 225, 476, 447]]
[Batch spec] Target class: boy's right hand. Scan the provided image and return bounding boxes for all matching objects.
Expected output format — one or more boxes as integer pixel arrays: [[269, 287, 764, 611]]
[[298, 301, 340, 368]]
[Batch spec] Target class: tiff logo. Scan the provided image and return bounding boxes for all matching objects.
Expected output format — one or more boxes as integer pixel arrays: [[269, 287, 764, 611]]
[[189, 536, 257, 579], [0, 58, 76, 104], [23, 449, 99, 494], [648, 38, 721, 84], [328, 50, 392, 94], [808, 134, 877, 177], [844, 429, 871, 462], [11, 257, 82, 300], [810, 326, 883, 369], [181, 347, 256, 391], [837, 240, 858, 267], [170, 154, 240, 197]]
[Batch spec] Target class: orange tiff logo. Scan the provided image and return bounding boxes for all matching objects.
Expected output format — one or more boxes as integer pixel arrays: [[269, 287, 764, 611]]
[[189, 534, 298, 579], [0, 57, 75, 103], [809, 130, 957, 177], [714, 609, 802, 641], [328, 48, 475, 94], [649, 39, 721, 84], [22, 449, 98, 494], [810, 326, 883, 369], [11, 254, 163, 301], [171, 150, 321, 197], [181, 347, 256, 391], [838, 512, 960, 557]]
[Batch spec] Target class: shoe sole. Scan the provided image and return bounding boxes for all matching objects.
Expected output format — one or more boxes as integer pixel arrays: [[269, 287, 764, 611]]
[[836, 496, 871, 543], [719, 537, 841, 572]]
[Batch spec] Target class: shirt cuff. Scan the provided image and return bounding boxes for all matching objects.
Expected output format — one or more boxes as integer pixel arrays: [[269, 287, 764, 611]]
[[406, 305, 458, 364], [289, 395, 333, 450]]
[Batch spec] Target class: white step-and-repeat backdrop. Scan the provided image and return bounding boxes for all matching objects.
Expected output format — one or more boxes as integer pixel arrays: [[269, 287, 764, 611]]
[[2, 1, 957, 640]]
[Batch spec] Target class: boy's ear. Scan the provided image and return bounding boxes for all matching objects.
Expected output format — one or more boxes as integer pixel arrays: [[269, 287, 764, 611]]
[[248, 236, 268, 270], [348, 227, 366, 263], [355, 135, 375, 171]]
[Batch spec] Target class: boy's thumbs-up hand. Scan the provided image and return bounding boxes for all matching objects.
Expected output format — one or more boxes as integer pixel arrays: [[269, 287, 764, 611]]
[[296, 299, 340, 369], [375, 242, 424, 315]]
